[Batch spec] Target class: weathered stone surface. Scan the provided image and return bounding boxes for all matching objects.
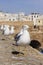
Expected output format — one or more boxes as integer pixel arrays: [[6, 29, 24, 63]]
[[0, 26, 43, 65], [0, 38, 43, 65]]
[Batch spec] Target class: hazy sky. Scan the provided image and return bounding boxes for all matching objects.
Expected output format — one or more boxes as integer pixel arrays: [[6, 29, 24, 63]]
[[0, 0, 43, 14]]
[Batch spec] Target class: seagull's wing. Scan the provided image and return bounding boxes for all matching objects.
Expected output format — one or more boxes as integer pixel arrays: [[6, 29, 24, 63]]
[[15, 33, 22, 41], [15, 29, 23, 41]]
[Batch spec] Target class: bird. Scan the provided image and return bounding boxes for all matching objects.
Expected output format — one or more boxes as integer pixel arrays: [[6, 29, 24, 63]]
[[15, 25, 31, 46], [0, 25, 4, 30], [3, 25, 9, 30], [3, 25, 10, 35], [10, 26, 15, 34]]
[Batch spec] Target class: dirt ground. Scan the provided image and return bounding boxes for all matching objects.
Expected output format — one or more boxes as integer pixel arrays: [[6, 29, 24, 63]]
[[0, 29, 43, 65], [0, 21, 43, 65]]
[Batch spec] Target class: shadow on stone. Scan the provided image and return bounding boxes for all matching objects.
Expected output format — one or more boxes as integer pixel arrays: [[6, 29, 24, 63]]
[[30, 40, 41, 49], [1, 38, 5, 40], [39, 48, 43, 53], [12, 51, 24, 55]]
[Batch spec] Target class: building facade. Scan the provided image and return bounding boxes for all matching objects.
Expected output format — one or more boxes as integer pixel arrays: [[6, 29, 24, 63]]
[[36, 15, 43, 26], [0, 12, 43, 26]]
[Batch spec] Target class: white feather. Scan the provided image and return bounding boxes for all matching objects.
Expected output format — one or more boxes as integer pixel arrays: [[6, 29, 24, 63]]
[[10, 26, 15, 34], [3, 26, 10, 35], [16, 25, 31, 45]]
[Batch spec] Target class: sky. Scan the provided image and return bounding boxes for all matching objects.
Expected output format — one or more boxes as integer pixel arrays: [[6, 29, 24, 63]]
[[0, 0, 43, 14]]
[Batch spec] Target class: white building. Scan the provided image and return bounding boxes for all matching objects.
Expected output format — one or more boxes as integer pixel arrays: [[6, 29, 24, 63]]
[[0, 12, 18, 21], [36, 15, 43, 26], [0, 11, 43, 26], [27, 13, 41, 25], [0, 12, 30, 22]]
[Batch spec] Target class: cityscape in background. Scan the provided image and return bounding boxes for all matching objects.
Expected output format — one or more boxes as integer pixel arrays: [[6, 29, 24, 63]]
[[0, 12, 43, 26]]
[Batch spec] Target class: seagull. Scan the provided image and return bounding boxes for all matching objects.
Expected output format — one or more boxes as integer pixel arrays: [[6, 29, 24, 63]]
[[10, 26, 15, 34], [3, 25, 10, 35], [15, 25, 31, 45], [0, 25, 4, 30]]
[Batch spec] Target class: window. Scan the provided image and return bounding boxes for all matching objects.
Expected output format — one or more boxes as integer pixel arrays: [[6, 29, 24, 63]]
[[9, 19, 11, 21], [32, 16, 33, 18], [29, 18, 30, 20], [38, 21, 40, 23], [13, 19, 15, 21], [34, 16, 36, 18], [37, 16, 38, 17], [4, 15, 6, 16], [31, 16, 33, 21]]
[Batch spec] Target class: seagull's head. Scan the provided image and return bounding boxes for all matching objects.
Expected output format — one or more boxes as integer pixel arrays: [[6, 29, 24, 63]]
[[3, 25, 9, 30], [22, 25, 29, 30], [11, 26, 14, 29]]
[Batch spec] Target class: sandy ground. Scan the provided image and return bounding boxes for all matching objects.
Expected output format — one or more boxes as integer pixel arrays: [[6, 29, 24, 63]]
[[0, 30, 43, 65]]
